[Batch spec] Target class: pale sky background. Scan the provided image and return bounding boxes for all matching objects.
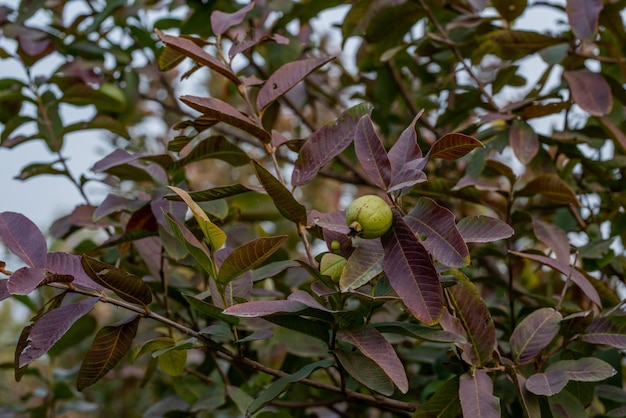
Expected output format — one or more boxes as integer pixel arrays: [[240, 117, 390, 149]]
[[0, 0, 575, 233]]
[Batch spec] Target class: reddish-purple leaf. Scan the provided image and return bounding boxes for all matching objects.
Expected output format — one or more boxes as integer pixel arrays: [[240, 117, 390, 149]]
[[340, 239, 384, 292], [405, 198, 470, 268], [447, 273, 496, 367], [563, 70, 612, 116], [428, 133, 484, 160], [526, 370, 569, 396], [516, 173, 579, 206], [459, 369, 501, 418], [19, 297, 97, 368], [46, 252, 104, 290], [387, 159, 427, 192], [354, 115, 392, 189], [163, 212, 215, 276], [229, 33, 289, 59], [546, 357, 616, 382], [223, 299, 307, 317], [252, 161, 307, 224], [77, 315, 140, 391], [581, 315, 626, 348], [457, 216, 514, 243], [337, 326, 409, 393], [92, 148, 142, 172], [217, 235, 288, 284], [566, 0, 603, 40], [256, 56, 333, 112], [287, 289, 335, 312], [334, 348, 394, 396], [510, 251, 601, 307], [381, 211, 443, 325], [510, 119, 539, 164], [388, 111, 423, 175], [180, 95, 271, 143], [0, 212, 47, 268], [292, 103, 372, 186], [510, 307, 562, 363], [0, 279, 9, 301], [81, 256, 153, 307], [532, 218, 570, 263], [599, 115, 626, 153], [155, 30, 240, 85], [7, 266, 46, 295], [93, 194, 146, 221], [210, 1, 255, 37]]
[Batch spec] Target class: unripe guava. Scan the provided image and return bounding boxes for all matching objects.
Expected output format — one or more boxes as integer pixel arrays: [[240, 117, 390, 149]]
[[345, 195, 393, 239]]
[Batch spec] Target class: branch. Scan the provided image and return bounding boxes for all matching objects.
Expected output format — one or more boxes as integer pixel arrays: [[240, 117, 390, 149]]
[[45, 282, 419, 413]]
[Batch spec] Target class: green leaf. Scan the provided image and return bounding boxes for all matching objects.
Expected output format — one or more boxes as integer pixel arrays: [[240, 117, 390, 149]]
[[158, 348, 187, 376], [77, 315, 140, 391], [218, 236, 288, 284], [246, 359, 333, 416], [181, 293, 240, 325], [163, 212, 216, 275], [319, 253, 346, 282], [414, 377, 461, 418], [252, 161, 307, 224], [81, 256, 152, 307], [131, 337, 176, 362], [168, 186, 227, 250], [179, 135, 250, 167], [167, 184, 253, 202]]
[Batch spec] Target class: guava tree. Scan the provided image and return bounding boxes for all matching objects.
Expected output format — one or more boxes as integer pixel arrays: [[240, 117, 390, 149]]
[[1, 1, 626, 417]]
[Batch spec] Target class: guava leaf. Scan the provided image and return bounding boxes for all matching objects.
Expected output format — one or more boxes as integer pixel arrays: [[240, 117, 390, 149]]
[[459, 369, 501, 417], [388, 111, 423, 175], [292, 103, 372, 186], [456, 216, 514, 243], [564, 69, 612, 116], [510, 251, 601, 307], [382, 210, 443, 325], [180, 95, 271, 143], [340, 239, 384, 292], [414, 376, 460, 418], [178, 135, 250, 167], [256, 56, 333, 112], [334, 348, 394, 396], [446, 273, 496, 367], [354, 114, 391, 189], [81, 256, 152, 307], [155, 30, 240, 85], [246, 359, 333, 416], [581, 315, 626, 348], [546, 357, 616, 382], [566, 0, 603, 40], [77, 315, 140, 391], [217, 236, 288, 284], [337, 326, 409, 393], [163, 212, 215, 276], [168, 186, 227, 250], [223, 299, 307, 317], [510, 307, 562, 363], [210, 1, 255, 36], [252, 161, 307, 224], [532, 218, 569, 263], [510, 118, 538, 164], [0, 211, 47, 268], [166, 184, 253, 202], [404, 197, 470, 268], [526, 370, 569, 396], [428, 133, 483, 160], [19, 297, 97, 368]]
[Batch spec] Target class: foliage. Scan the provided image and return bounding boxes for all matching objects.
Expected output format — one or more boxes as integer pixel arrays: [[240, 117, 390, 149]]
[[1, 0, 626, 417]]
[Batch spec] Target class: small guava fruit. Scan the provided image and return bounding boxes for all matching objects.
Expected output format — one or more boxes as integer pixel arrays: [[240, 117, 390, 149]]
[[345, 195, 393, 239]]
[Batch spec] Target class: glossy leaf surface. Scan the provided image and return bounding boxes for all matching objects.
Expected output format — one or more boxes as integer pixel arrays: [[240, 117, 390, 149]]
[[217, 236, 288, 284]]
